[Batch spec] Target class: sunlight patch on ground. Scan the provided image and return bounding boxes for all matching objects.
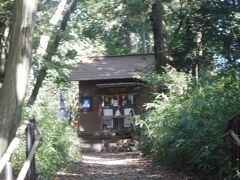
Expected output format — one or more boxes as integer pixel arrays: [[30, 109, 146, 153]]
[[82, 155, 139, 165]]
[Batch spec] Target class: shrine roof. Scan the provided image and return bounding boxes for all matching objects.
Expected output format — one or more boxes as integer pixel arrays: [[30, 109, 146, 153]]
[[69, 54, 155, 81]]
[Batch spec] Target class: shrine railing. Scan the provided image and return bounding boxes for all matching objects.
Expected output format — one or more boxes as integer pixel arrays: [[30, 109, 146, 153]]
[[223, 112, 240, 170], [0, 118, 43, 180]]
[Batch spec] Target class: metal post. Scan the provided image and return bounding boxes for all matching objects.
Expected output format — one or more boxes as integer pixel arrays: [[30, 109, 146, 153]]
[[4, 161, 13, 180], [26, 118, 36, 180]]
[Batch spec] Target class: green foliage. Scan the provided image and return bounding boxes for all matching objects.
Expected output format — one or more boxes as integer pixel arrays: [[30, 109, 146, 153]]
[[0, 0, 13, 25], [137, 67, 240, 178], [168, 0, 240, 70], [13, 100, 81, 179], [46, 55, 73, 89], [0, 0, 13, 65], [76, 0, 153, 55], [140, 67, 189, 94]]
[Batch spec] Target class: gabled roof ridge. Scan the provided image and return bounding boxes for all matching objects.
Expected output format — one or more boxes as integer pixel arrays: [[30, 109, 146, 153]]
[[81, 53, 154, 59]]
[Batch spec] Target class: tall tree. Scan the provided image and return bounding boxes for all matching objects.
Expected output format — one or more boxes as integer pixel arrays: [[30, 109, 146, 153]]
[[27, 0, 78, 105], [168, 0, 240, 73], [34, 0, 68, 67], [0, 0, 38, 157], [150, 0, 166, 74]]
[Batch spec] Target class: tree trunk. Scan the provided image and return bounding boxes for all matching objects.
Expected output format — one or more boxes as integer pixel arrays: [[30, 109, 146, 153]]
[[150, 0, 167, 74], [192, 31, 203, 78], [27, 67, 47, 105], [34, 0, 68, 68], [140, 16, 147, 54], [145, 32, 151, 53], [124, 30, 132, 55], [0, 0, 38, 158], [27, 0, 77, 105]]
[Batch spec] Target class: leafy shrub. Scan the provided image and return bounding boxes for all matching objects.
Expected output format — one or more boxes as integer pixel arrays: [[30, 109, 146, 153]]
[[13, 99, 81, 179], [137, 66, 240, 178]]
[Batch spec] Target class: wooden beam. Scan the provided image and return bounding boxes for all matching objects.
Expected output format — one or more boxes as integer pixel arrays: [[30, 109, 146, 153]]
[[96, 82, 137, 88]]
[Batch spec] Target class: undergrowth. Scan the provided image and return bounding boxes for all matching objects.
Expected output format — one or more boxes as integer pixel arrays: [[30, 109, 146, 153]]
[[12, 98, 81, 179], [137, 66, 240, 178]]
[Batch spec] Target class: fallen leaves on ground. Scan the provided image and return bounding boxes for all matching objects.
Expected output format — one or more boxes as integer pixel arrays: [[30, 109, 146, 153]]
[[54, 152, 191, 180]]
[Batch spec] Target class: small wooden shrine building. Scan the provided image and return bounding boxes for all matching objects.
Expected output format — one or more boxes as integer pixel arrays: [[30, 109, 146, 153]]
[[69, 54, 155, 133]]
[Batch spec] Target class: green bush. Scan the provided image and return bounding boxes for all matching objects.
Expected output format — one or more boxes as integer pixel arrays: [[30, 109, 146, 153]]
[[13, 100, 81, 179], [137, 66, 240, 178]]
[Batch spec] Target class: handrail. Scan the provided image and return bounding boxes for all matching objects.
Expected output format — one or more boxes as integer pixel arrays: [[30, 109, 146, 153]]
[[223, 111, 240, 170], [0, 118, 43, 180], [230, 130, 240, 146], [0, 120, 29, 173], [229, 112, 240, 122], [224, 123, 240, 146], [17, 138, 41, 180]]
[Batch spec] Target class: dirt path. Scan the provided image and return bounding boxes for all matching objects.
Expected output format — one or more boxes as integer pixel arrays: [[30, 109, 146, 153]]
[[54, 152, 188, 180]]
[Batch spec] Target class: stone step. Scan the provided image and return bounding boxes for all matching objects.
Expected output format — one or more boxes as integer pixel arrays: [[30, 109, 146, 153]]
[[78, 131, 133, 140], [81, 138, 134, 144], [80, 139, 138, 153]]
